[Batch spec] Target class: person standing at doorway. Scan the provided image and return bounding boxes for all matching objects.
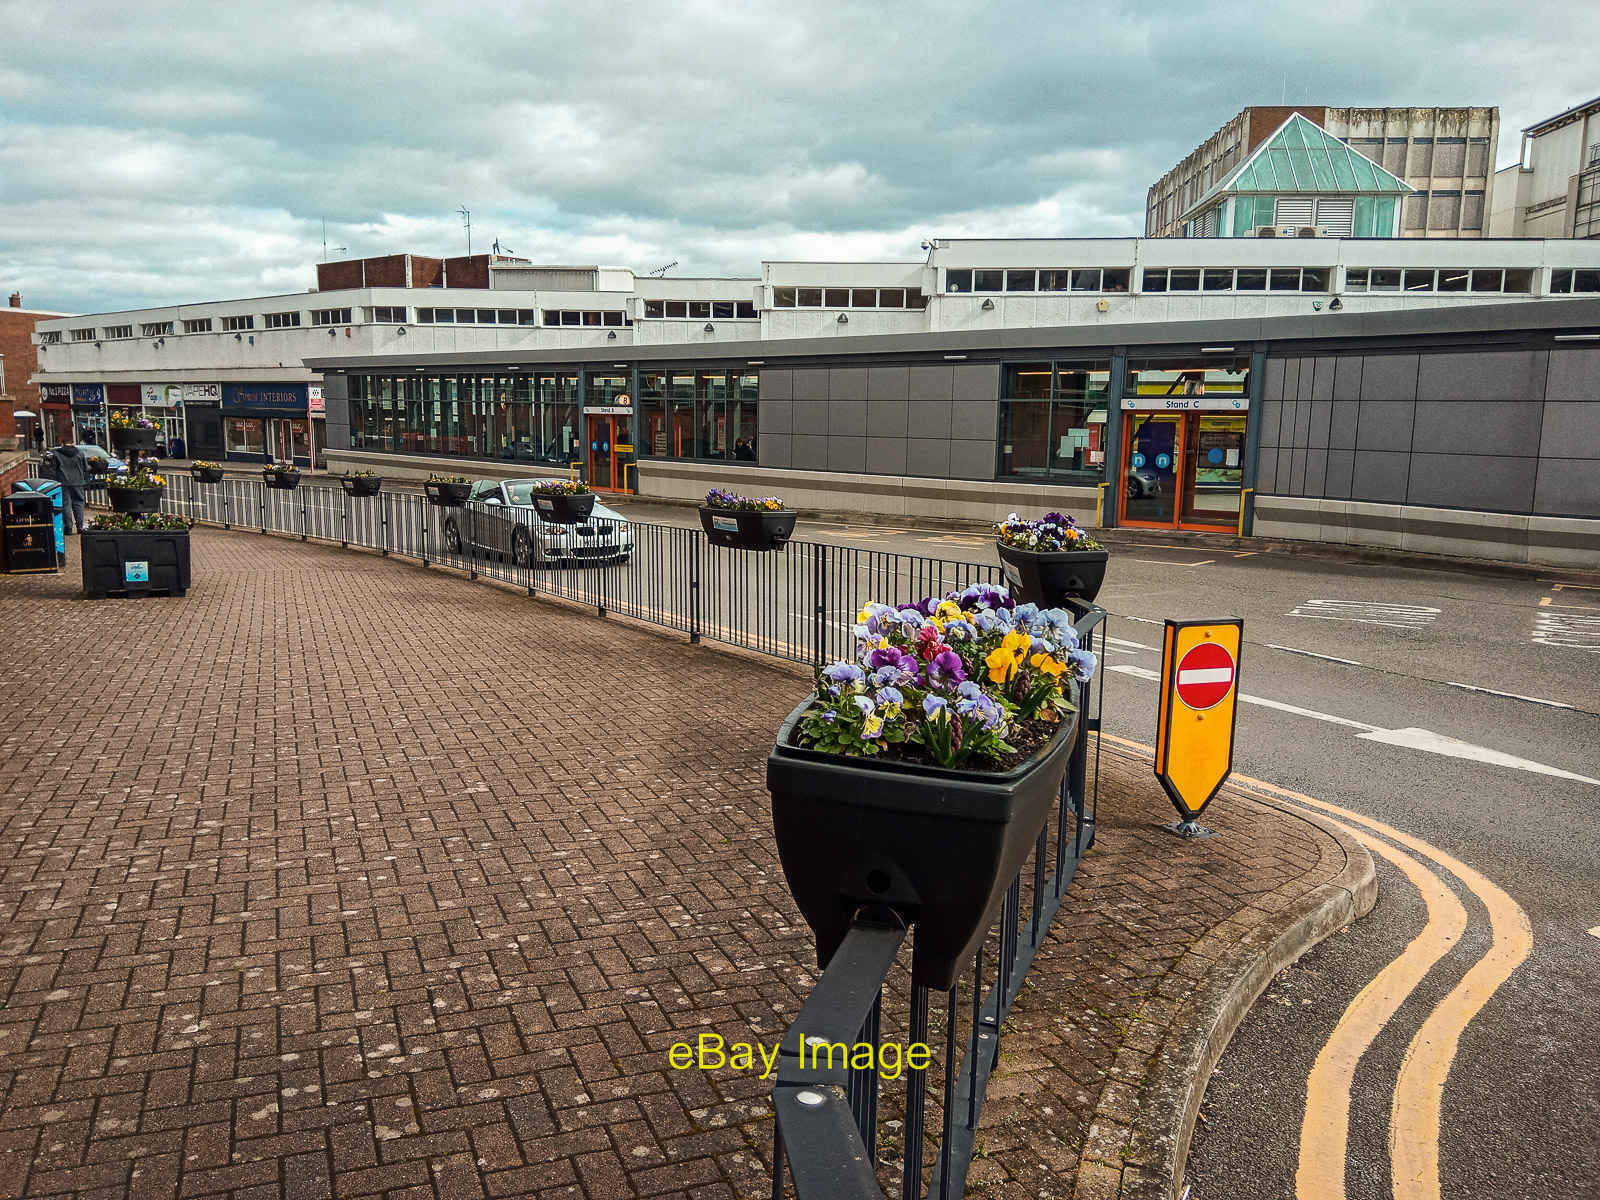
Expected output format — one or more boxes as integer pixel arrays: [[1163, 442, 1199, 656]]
[[32, 425, 44, 453]]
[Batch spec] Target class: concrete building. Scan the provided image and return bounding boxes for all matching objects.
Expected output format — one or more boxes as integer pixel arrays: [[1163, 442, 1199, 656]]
[[1148, 106, 1499, 239], [1488, 94, 1600, 239]]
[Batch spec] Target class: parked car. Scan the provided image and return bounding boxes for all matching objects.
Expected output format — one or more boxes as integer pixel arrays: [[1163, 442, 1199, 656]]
[[441, 479, 633, 566], [1125, 466, 1162, 498]]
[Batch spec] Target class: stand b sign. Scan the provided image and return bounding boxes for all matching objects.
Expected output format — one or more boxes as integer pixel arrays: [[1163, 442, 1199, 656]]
[[1155, 619, 1243, 837]]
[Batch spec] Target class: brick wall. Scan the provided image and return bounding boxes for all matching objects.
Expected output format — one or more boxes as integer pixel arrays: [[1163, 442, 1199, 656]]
[[0, 309, 45, 414], [1245, 105, 1327, 154], [314, 260, 365, 291], [410, 255, 443, 288], [443, 255, 490, 289]]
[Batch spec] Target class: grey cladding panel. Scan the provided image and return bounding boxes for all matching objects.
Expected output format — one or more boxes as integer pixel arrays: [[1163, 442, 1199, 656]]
[[792, 369, 830, 401], [1263, 358, 1287, 403], [1324, 449, 1355, 498], [952, 363, 1000, 403], [1359, 354, 1419, 403], [1311, 357, 1335, 404], [1282, 359, 1300, 407], [759, 433, 793, 468], [1350, 451, 1411, 503], [948, 438, 995, 481], [867, 366, 909, 401], [1539, 402, 1600, 460], [1329, 400, 1359, 449], [792, 399, 828, 436], [1258, 400, 1282, 448], [790, 434, 828, 471], [1416, 350, 1546, 403], [1257, 446, 1280, 492], [906, 437, 951, 478], [1533, 459, 1600, 517], [908, 365, 954, 403], [1355, 401, 1415, 451], [1303, 448, 1328, 496], [827, 399, 867, 437], [951, 400, 998, 441], [1407, 453, 1535, 513], [864, 436, 908, 476], [760, 399, 793, 435], [1544, 348, 1600, 403], [760, 369, 794, 400], [1412, 400, 1541, 457], [909, 398, 954, 439], [829, 367, 868, 403], [1333, 355, 1362, 403], [827, 435, 867, 474], [866, 399, 911, 439], [1308, 400, 1332, 449]]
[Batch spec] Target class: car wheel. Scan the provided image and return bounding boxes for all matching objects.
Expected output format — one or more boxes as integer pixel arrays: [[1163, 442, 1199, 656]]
[[443, 519, 462, 554], [512, 525, 534, 567]]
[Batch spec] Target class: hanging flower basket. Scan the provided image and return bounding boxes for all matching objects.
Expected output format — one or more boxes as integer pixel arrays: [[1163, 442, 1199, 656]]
[[190, 462, 225, 484], [263, 465, 301, 490], [425, 475, 471, 507], [109, 424, 158, 454], [530, 479, 594, 524], [698, 488, 797, 551], [106, 469, 166, 514], [341, 473, 383, 497], [765, 583, 1098, 989], [996, 512, 1109, 606]]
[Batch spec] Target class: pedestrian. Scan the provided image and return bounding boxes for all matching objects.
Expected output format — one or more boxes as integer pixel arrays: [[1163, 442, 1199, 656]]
[[50, 442, 91, 534], [31, 425, 44, 453]]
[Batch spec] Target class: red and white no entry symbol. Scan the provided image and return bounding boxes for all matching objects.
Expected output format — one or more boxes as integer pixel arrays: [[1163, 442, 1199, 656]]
[[1174, 641, 1236, 710]]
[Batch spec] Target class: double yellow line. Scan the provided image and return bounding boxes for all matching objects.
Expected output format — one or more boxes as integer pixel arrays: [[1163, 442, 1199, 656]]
[[1100, 735, 1532, 1200]]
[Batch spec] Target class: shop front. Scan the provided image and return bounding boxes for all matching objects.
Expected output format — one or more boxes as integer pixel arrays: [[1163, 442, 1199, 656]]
[[582, 374, 635, 492], [1117, 358, 1250, 532], [39, 384, 73, 448], [70, 383, 106, 445], [220, 383, 312, 465], [140, 383, 187, 456]]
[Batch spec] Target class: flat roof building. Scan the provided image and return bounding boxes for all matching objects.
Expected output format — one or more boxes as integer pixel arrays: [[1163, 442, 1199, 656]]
[[1489, 93, 1600, 239]]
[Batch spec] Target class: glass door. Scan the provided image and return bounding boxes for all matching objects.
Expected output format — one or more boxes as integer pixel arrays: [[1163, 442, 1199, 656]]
[[1120, 413, 1182, 526], [587, 416, 615, 489], [1180, 414, 1247, 530]]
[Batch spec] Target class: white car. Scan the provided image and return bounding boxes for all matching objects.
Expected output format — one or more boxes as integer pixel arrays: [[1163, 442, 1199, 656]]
[[441, 478, 633, 566]]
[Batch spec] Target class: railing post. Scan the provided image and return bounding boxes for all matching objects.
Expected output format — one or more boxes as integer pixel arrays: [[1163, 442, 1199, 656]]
[[421, 495, 429, 568], [299, 485, 308, 541], [341, 488, 349, 549], [688, 528, 701, 644], [258, 480, 265, 534], [812, 541, 827, 667]]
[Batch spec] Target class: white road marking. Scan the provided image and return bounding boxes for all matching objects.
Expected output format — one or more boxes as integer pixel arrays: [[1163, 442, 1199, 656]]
[[1532, 611, 1600, 652], [1355, 728, 1600, 785], [1131, 558, 1211, 566], [1589, 927, 1600, 939], [1440, 682, 1575, 710], [1266, 643, 1365, 667], [1178, 667, 1234, 685], [1104, 664, 1598, 783], [1120, 615, 1165, 627], [1105, 636, 1158, 652], [1290, 599, 1440, 630]]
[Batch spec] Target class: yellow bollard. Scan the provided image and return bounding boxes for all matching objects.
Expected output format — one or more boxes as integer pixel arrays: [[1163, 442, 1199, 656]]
[[1237, 487, 1254, 537]]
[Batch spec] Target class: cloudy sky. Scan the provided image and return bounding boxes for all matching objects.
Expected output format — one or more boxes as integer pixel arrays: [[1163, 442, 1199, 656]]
[[3, 0, 1597, 314]]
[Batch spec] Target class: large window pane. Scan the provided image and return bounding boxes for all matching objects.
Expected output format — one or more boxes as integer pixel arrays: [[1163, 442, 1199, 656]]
[[946, 269, 972, 293], [1006, 269, 1036, 292], [824, 288, 850, 308], [974, 269, 1004, 292], [1169, 268, 1201, 292], [1006, 363, 1052, 399], [1203, 269, 1234, 291]]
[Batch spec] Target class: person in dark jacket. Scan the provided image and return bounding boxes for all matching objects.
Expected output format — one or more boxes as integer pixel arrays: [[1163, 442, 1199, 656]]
[[50, 444, 91, 533]]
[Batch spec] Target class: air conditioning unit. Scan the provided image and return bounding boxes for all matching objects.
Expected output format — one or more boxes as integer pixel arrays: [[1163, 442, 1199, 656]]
[[1251, 225, 1278, 238], [1297, 225, 1327, 238]]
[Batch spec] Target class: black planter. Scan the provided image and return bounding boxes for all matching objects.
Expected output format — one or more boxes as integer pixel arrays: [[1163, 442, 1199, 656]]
[[425, 480, 472, 507], [191, 467, 225, 484], [532, 491, 595, 524], [81, 528, 191, 599], [996, 542, 1109, 607], [341, 475, 383, 497], [264, 469, 301, 490], [110, 426, 158, 454], [699, 506, 797, 551], [105, 484, 164, 514], [767, 695, 1080, 989]]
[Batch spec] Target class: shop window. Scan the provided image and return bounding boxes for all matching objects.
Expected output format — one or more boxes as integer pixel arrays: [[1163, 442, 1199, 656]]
[[998, 359, 1110, 485], [562, 311, 581, 326], [224, 417, 266, 457], [682, 301, 705, 319], [583, 311, 602, 326], [497, 310, 517, 324]]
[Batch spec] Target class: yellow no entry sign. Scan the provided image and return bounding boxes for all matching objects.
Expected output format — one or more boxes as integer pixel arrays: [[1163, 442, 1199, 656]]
[[1155, 618, 1243, 837]]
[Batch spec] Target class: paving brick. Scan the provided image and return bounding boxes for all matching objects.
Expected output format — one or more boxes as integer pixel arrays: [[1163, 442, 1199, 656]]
[[0, 531, 1343, 1197]]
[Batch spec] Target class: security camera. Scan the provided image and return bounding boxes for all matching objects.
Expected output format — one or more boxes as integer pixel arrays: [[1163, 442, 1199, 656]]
[[920, 240, 929, 250]]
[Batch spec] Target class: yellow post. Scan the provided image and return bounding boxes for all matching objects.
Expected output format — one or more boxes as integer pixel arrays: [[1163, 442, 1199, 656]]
[[1095, 481, 1109, 528], [1237, 487, 1254, 537]]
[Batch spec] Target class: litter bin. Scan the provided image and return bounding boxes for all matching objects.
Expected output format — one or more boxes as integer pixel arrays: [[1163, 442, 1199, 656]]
[[2, 491, 60, 574], [10, 479, 65, 567]]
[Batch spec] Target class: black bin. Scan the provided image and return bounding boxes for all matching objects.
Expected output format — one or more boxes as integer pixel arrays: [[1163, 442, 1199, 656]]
[[2, 492, 59, 574]]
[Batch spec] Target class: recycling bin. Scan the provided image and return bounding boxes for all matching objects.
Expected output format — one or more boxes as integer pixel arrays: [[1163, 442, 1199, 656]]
[[9, 479, 64, 566]]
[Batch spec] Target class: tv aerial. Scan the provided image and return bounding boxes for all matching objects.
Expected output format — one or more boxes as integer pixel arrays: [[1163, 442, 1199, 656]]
[[648, 261, 678, 277]]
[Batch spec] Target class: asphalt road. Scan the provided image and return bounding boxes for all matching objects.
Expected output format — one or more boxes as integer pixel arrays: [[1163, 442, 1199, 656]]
[[606, 500, 1600, 1200], [165, 481, 1600, 1196]]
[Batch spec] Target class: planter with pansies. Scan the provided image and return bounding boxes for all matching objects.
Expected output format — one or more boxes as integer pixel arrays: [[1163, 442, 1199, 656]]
[[530, 478, 594, 524], [698, 488, 797, 551], [995, 512, 1109, 607]]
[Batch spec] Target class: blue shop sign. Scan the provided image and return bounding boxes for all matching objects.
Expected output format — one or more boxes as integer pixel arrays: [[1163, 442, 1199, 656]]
[[70, 383, 105, 409], [222, 383, 308, 412]]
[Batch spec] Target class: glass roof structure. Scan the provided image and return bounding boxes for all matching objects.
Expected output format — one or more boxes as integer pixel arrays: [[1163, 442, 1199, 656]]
[[1213, 114, 1413, 196]]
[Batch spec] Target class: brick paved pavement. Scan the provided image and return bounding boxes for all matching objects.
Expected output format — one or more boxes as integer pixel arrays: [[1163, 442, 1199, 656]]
[[0, 531, 1355, 1199]]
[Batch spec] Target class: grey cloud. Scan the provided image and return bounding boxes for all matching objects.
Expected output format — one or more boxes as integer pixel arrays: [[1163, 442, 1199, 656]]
[[2, 0, 1597, 312]]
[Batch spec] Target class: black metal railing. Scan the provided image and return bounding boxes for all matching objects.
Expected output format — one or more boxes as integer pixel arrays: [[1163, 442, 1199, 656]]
[[769, 606, 1104, 1200], [132, 473, 999, 667]]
